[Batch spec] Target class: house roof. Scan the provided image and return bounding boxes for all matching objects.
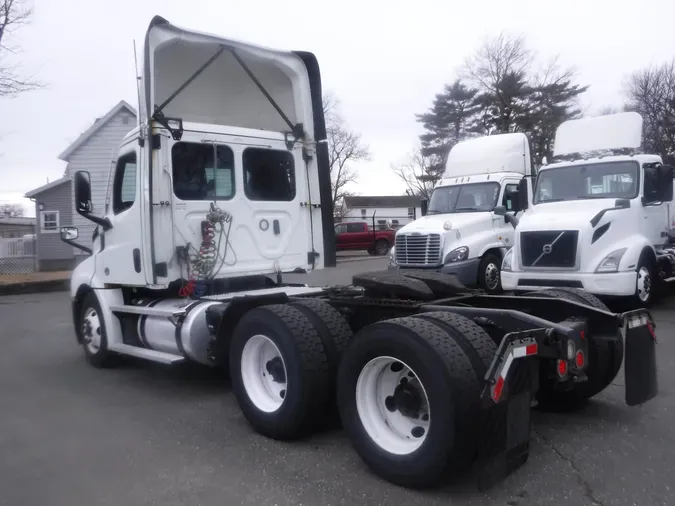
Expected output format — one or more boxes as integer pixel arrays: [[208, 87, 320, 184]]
[[24, 176, 71, 199], [343, 195, 422, 208], [58, 100, 137, 162], [0, 216, 36, 226]]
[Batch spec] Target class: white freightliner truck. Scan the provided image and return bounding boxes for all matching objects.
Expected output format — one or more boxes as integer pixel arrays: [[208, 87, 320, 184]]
[[388, 133, 529, 293], [500, 112, 675, 307], [60, 16, 659, 490]]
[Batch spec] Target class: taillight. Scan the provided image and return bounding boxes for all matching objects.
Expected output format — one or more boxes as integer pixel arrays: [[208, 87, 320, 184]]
[[557, 359, 568, 378], [575, 350, 585, 369]]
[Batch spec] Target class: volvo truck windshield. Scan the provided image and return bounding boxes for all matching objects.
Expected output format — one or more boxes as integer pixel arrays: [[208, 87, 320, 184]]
[[534, 160, 639, 204], [428, 182, 501, 214]]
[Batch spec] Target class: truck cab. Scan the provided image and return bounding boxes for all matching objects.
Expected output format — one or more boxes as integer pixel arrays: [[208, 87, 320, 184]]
[[388, 133, 529, 293], [501, 112, 675, 306]]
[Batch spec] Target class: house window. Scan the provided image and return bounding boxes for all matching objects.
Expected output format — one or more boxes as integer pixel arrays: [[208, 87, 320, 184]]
[[361, 209, 367, 218], [408, 207, 415, 219], [40, 211, 59, 233]]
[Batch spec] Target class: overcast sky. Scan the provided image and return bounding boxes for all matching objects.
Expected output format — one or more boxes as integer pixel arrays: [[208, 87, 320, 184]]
[[1, 0, 674, 217]]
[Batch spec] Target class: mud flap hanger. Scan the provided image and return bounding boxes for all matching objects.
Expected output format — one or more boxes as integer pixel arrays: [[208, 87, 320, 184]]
[[151, 44, 305, 149]]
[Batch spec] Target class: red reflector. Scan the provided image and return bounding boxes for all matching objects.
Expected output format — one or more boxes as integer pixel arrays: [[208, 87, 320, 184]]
[[557, 359, 568, 377], [526, 343, 538, 355], [575, 350, 585, 368], [579, 330, 586, 340], [493, 376, 505, 402]]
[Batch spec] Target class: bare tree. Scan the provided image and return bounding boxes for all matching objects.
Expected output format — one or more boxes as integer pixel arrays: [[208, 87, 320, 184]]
[[391, 146, 437, 200], [323, 93, 370, 218], [0, 0, 43, 97], [624, 59, 675, 162], [0, 202, 24, 217]]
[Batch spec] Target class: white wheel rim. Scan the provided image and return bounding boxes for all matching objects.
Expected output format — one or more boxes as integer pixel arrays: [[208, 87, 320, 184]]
[[637, 266, 651, 302], [485, 262, 500, 290], [240, 334, 287, 413], [355, 356, 430, 455], [82, 307, 102, 354]]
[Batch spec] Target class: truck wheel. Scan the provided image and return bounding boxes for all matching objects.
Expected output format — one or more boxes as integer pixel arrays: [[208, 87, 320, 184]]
[[525, 288, 621, 410], [374, 239, 390, 256], [633, 254, 656, 307], [478, 253, 502, 294], [78, 292, 117, 368], [336, 316, 481, 488], [229, 304, 331, 440]]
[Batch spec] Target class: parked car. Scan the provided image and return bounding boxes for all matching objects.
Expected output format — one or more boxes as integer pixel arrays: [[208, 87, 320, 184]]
[[334, 221, 395, 255]]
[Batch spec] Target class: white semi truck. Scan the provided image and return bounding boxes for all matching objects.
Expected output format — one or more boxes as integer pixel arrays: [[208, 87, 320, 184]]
[[60, 16, 659, 490], [501, 112, 675, 307], [388, 133, 529, 293]]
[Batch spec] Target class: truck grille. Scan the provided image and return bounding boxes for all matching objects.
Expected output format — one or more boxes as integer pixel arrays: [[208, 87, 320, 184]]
[[520, 230, 578, 268], [395, 233, 442, 266]]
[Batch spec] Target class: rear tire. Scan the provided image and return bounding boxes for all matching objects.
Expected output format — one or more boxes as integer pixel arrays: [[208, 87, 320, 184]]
[[337, 316, 481, 489], [374, 239, 390, 256], [525, 288, 622, 410], [229, 304, 331, 440]]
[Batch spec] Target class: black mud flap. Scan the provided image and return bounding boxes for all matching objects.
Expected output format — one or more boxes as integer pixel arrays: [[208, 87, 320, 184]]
[[476, 333, 541, 491], [622, 310, 658, 406]]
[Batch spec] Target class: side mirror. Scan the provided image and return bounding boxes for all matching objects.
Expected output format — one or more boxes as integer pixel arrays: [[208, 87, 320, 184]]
[[421, 199, 429, 217], [60, 226, 79, 241], [74, 171, 93, 214], [493, 206, 506, 216], [518, 178, 529, 211]]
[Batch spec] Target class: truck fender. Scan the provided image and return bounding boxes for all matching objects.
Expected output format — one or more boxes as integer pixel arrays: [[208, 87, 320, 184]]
[[618, 238, 655, 272], [212, 292, 291, 364]]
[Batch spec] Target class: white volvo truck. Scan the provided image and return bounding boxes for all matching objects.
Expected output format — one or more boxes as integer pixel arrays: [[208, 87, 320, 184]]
[[389, 133, 528, 293], [59, 16, 659, 490], [501, 112, 675, 307]]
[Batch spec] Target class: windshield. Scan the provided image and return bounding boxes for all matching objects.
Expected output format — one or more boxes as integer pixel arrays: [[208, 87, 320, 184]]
[[428, 182, 500, 214], [534, 160, 639, 204]]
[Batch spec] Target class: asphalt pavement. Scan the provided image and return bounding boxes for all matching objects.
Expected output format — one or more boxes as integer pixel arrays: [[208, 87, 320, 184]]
[[0, 258, 673, 506]]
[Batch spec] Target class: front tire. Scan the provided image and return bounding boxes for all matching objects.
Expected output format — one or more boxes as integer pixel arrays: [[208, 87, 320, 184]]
[[78, 292, 117, 368], [478, 252, 502, 294], [337, 317, 481, 489], [633, 255, 656, 307]]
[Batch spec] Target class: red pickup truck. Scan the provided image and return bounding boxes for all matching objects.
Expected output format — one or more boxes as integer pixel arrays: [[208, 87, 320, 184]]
[[334, 221, 395, 256]]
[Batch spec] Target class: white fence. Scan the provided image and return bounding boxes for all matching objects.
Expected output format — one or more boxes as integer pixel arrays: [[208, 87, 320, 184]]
[[0, 237, 37, 275]]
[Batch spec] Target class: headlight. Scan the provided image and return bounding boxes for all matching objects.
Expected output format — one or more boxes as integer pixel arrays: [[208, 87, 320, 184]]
[[595, 248, 627, 273], [502, 248, 514, 272], [445, 246, 469, 263], [389, 245, 396, 264]]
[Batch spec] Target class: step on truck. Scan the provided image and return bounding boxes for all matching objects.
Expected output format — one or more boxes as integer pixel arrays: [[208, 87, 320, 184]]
[[388, 133, 528, 294], [501, 111, 675, 307], [60, 16, 659, 490]]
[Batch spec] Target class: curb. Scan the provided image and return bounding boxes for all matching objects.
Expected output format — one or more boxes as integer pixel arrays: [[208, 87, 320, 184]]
[[0, 279, 70, 297], [336, 255, 389, 264]]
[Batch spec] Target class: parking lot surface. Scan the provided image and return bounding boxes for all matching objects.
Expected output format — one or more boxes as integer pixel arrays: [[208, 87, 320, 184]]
[[1, 258, 673, 506]]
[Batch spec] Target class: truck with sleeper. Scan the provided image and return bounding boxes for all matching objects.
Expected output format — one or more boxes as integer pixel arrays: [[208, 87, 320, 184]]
[[501, 112, 675, 307], [60, 16, 659, 490], [388, 133, 527, 294]]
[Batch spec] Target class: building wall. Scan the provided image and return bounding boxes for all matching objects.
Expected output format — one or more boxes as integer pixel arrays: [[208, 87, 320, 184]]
[[66, 109, 135, 255], [342, 206, 422, 227], [32, 181, 75, 270]]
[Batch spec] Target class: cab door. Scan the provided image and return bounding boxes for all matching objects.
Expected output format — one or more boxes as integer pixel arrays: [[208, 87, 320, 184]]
[[494, 181, 521, 249], [96, 141, 148, 286]]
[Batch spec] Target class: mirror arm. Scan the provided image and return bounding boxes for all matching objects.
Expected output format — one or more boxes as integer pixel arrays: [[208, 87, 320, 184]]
[[60, 237, 92, 255], [76, 208, 112, 231]]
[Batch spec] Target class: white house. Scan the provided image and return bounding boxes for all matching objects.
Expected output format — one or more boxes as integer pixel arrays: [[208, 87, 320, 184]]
[[341, 195, 423, 229], [25, 100, 137, 271]]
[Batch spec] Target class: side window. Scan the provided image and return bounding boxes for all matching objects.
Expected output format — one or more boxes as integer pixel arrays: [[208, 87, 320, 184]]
[[335, 224, 347, 235], [644, 167, 660, 202], [346, 223, 364, 233], [172, 142, 235, 201], [243, 148, 295, 201], [502, 184, 519, 211], [112, 151, 137, 215]]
